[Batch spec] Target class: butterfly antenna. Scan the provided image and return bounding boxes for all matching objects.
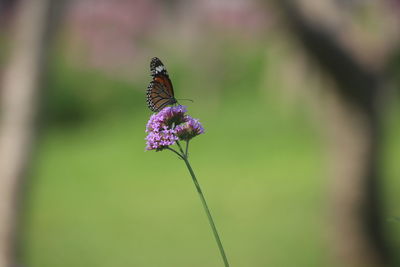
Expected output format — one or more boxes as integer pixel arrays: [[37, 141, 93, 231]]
[[176, 98, 194, 103]]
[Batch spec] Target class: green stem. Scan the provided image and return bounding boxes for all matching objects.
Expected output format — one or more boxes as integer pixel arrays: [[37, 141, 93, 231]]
[[182, 155, 230, 267], [166, 147, 184, 160], [176, 140, 185, 155], [185, 140, 190, 158]]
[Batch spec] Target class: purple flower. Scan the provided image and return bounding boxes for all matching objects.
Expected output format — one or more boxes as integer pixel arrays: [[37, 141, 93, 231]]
[[145, 105, 204, 151], [145, 106, 187, 133], [175, 117, 205, 141], [145, 129, 178, 151]]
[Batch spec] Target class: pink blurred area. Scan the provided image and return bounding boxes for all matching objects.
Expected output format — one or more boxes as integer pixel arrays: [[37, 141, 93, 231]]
[[64, 0, 270, 73], [66, 0, 161, 70]]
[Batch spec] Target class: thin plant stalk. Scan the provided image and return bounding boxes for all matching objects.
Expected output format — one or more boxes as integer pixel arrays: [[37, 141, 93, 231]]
[[145, 106, 227, 265], [171, 141, 230, 267], [185, 140, 189, 158]]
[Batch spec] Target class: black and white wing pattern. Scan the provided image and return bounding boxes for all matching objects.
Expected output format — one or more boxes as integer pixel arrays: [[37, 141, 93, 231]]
[[146, 57, 177, 112]]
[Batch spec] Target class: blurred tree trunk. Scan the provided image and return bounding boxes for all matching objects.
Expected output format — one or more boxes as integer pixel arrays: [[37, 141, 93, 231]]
[[278, 1, 394, 267], [0, 0, 64, 266]]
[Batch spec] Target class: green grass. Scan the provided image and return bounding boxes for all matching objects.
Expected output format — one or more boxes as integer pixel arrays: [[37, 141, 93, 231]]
[[20, 90, 334, 267], [19, 42, 400, 266]]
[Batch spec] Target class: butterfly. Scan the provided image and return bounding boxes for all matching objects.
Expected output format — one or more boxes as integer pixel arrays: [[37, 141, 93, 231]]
[[146, 57, 177, 112]]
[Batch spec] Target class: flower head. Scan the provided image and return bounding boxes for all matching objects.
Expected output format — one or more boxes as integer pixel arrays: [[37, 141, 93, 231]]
[[145, 105, 204, 151], [175, 117, 205, 141], [145, 129, 178, 151], [146, 106, 187, 133]]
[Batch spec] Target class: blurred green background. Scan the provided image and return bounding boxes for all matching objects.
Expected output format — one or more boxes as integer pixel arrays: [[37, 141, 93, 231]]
[[1, 0, 399, 266]]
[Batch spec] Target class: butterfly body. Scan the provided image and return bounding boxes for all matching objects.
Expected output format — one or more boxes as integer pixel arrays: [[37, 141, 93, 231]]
[[146, 57, 177, 112]]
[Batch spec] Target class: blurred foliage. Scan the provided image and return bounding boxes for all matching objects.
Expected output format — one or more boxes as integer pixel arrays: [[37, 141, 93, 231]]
[[387, 48, 400, 96], [41, 37, 268, 127], [42, 52, 145, 126], [1, 1, 397, 265], [0, 30, 10, 67], [20, 39, 330, 266], [18, 39, 400, 266]]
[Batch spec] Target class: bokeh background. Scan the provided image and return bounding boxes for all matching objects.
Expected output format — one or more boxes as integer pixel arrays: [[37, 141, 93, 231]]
[[1, 0, 400, 266]]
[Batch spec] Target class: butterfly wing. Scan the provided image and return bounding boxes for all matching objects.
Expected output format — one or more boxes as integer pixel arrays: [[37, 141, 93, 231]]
[[147, 81, 176, 112], [146, 57, 177, 112]]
